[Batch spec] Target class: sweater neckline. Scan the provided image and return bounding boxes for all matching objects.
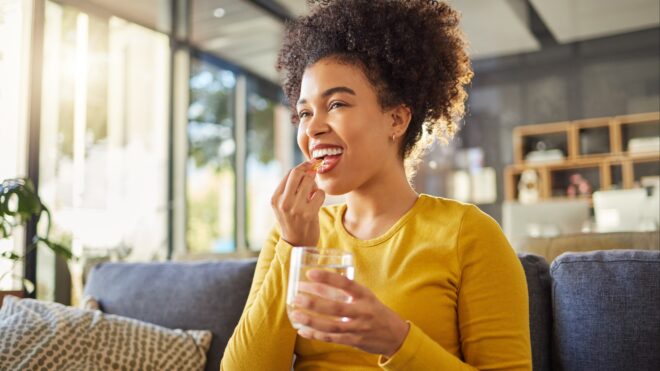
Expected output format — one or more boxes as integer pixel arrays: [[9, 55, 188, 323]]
[[334, 194, 428, 247]]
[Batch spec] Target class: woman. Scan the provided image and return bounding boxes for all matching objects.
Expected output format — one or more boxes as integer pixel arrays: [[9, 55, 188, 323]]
[[221, 1, 531, 370]]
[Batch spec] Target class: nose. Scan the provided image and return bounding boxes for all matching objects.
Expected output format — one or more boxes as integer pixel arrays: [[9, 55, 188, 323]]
[[305, 112, 330, 138]]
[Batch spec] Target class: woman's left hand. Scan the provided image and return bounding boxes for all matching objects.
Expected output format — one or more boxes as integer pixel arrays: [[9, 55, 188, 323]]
[[291, 269, 410, 357]]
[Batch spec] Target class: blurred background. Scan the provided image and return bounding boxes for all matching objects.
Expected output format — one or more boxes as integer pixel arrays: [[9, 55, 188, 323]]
[[1, 0, 658, 304]]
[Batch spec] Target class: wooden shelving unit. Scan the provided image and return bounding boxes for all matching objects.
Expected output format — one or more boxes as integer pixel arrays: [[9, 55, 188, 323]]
[[505, 112, 660, 202]]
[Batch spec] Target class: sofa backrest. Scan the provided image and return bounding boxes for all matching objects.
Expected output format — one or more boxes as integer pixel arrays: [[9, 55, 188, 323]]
[[84, 259, 257, 371], [83, 255, 553, 371], [551, 250, 660, 371], [518, 253, 553, 371]]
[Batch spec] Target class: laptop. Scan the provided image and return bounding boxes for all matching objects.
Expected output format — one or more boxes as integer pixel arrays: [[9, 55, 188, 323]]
[[502, 200, 591, 249], [592, 189, 650, 233]]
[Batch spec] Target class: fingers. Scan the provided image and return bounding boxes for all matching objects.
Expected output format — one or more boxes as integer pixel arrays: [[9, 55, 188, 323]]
[[270, 160, 322, 247], [297, 327, 359, 346], [284, 162, 313, 196], [292, 271, 409, 356], [295, 285, 358, 318], [295, 172, 317, 206], [290, 310, 359, 334], [307, 269, 363, 299], [272, 161, 320, 209], [294, 294, 359, 320], [309, 188, 326, 208]]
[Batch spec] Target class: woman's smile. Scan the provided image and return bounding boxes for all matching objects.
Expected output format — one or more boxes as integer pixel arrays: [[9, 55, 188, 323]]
[[311, 145, 344, 174]]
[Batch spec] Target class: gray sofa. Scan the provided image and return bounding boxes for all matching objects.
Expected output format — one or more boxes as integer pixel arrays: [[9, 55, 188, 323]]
[[84, 250, 660, 371]]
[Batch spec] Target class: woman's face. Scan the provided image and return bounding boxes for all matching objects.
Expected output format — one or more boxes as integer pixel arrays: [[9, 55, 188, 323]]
[[296, 58, 400, 195]]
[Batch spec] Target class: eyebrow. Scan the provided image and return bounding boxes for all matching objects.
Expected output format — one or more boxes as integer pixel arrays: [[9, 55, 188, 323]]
[[297, 86, 356, 106]]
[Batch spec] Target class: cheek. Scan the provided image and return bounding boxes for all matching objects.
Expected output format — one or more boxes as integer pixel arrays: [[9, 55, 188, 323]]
[[338, 117, 387, 161], [296, 125, 309, 159], [347, 129, 386, 160]]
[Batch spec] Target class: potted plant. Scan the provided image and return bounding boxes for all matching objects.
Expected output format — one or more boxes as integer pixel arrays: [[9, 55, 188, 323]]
[[0, 178, 73, 306]]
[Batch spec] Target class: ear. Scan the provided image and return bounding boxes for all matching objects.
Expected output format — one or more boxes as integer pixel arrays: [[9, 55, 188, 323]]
[[389, 104, 412, 139]]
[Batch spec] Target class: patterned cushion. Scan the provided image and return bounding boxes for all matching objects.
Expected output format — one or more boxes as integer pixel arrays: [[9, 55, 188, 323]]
[[0, 296, 212, 370]]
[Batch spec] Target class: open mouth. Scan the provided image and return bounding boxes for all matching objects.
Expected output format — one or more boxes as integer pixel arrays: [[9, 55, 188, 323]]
[[311, 147, 343, 174]]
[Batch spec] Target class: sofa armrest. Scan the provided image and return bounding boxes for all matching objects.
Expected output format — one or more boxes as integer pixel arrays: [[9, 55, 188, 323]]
[[550, 250, 660, 371], [518, 253, 552, 371]]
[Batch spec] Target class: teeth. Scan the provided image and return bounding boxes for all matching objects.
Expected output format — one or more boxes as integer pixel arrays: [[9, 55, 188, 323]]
[[312, 147, 343, 159]]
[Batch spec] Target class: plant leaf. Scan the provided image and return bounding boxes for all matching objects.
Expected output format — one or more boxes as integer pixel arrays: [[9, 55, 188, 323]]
[[1, 250, 21, 261], [0, 219, 9, 238], [0, 178, 42, 223], [36, 237, 74, 260], [21, 277, 35, 294]]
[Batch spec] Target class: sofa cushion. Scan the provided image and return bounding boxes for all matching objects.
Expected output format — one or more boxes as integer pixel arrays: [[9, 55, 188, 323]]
[[518, 253, 552, 371], [0, 296, 212, 370], [84, 260, 257, 371], [550, 250, 660, 371]]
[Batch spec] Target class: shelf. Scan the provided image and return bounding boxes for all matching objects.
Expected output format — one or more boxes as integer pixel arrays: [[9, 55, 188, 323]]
[[506, 112, 660, 202], [573, 117, 613, 157], [549, 166, 600, 198], [617, 113, 660, 153], [623, 152, 660, 161], [632, 159, 660, 187], [514, 122, 571, 164], [578, 126, 610, 156], [608, 164, 624, 190]]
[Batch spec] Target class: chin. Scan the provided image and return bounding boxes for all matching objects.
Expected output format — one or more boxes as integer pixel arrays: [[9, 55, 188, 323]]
[[317, 177, 354, 196]]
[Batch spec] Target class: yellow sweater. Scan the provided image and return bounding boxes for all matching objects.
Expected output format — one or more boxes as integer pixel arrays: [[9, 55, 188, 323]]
[[221, 195, 532, 370]]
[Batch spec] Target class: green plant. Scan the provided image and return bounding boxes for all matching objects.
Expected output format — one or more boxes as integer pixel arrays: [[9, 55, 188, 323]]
[[0, 178, 73, 292]]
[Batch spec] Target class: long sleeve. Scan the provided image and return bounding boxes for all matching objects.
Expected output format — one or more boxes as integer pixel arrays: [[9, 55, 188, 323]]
[[220, 227, 297, 371], [378, 205, 532, 370]]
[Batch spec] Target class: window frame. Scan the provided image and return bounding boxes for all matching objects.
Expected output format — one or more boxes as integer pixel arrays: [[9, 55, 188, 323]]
[[20, 0, 295, 298]]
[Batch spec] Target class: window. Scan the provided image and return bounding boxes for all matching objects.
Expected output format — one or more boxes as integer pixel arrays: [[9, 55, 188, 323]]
[[38, 0, 170, 300], [0, 0, 31, 291], [245, 78, 290, 250], [187, 57, 237, 253]]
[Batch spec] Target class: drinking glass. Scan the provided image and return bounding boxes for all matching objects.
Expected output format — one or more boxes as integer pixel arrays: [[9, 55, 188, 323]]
[[286, 247, 354, 330]]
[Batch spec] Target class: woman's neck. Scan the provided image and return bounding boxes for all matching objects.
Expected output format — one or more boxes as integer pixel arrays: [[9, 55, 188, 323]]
[[343, 164, 419, 240]]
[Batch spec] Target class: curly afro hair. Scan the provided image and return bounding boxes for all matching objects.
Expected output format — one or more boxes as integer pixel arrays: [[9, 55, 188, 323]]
[[276, 0, 473, 176]]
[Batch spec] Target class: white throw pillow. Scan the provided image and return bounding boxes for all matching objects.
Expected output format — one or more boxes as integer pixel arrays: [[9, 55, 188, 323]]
[[0, 296, 212, 370]]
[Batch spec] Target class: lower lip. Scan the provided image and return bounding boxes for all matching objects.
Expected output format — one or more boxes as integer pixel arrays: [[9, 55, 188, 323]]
[[317, 154, 342, 174]]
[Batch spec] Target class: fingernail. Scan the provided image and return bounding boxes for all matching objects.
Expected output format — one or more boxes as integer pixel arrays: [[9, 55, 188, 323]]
[[294, 295, 306, 306]]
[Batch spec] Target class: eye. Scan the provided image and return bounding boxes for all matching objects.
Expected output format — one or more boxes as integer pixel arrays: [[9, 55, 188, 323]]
[[329, 101, 345, 110], [298, 111, 311, 119]]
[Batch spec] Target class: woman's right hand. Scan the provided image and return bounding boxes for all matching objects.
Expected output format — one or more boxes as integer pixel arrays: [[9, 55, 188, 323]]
[[271, 161, 326, 247]]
